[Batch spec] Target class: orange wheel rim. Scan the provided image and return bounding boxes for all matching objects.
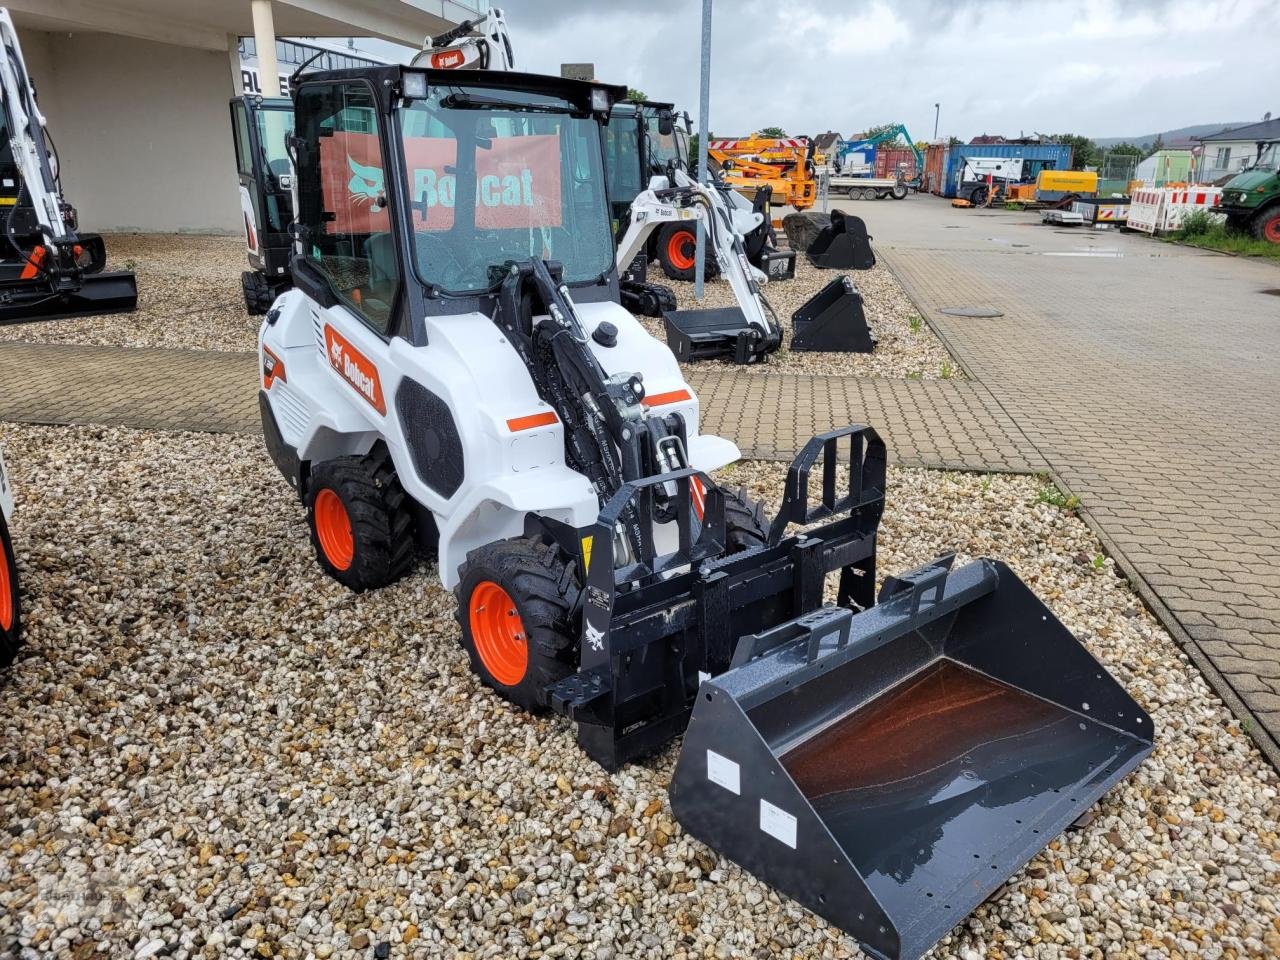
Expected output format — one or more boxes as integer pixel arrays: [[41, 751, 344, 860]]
[[0, 539, 12, 633], [469, 580, 528, 686], [1265, 216, 1280, 243], [667, 230, 696, 271], [314, 488, 354, 571]]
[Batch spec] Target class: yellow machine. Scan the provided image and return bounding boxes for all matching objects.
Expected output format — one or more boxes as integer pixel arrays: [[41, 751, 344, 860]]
[[1035, 169, 1098, 201], [708, 136, 818, 211]]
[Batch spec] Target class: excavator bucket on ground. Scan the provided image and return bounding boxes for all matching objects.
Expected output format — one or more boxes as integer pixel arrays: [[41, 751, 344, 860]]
[[806, 209, 877, 270], [670, 556, 1153, 960], [790, 275, 875, 353], [0, 237, 137, 326]]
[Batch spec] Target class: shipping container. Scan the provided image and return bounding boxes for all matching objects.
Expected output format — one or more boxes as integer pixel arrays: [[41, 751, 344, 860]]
[[873, 147, 919, 180], [923, 142, 949, 195], [941, 143, 1074, 198]]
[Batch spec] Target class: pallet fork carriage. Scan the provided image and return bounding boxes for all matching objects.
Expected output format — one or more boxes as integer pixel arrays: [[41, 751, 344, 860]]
[[259, 62, 1152, 960]]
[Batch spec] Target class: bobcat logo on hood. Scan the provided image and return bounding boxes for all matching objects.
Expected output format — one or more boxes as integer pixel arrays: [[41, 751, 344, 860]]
[[347, 156, 384, 207]]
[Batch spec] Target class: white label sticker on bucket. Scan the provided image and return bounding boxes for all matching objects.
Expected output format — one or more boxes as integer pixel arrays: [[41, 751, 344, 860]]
[[759, 800, 797, 849], [706, 750, 740, 795]]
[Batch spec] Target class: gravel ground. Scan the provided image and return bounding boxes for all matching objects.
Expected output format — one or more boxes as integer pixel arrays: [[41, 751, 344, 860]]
[[2, 424, 1278, 960], [0, 234, 256, 353], [637, 256, 961, 379], [0, 232, 960, 380]]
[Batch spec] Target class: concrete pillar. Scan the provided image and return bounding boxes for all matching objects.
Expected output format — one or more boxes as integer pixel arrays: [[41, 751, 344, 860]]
[[227, 33, 245, 94], [251, 0, 278, 97]]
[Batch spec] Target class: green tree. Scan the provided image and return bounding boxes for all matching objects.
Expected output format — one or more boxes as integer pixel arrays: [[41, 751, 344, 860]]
[[758, 125, 788, 137], [626, 87, 647, 102], [1107, 142, 1144, 156], [1045, 133, 1098, 170]]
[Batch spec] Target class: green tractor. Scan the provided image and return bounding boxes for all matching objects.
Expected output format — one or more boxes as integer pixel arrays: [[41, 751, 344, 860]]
[[1218, 139, 1280, 243]]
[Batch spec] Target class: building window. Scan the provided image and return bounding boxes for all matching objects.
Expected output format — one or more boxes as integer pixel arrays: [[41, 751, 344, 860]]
[[1215, 146, 1231, 168]]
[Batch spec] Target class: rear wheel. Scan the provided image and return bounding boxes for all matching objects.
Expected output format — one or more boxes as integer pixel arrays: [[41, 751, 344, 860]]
[[969, 186, 989, 207], [306, 453, 415, 591], [656, 223, 718, 281], [891, 183, 908, 200], [455, 537, 579, 713], [0, 514, 21, 667], [1252, 206, 1280, 243]]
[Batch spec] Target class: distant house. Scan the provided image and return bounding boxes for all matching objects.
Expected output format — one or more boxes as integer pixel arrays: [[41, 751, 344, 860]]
[[969, 134, 1006, 145], [1195, 117, 1280, 182], [813, 131, 842, 153]]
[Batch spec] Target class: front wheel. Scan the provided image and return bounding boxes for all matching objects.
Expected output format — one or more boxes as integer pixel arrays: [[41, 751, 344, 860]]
[[722, 487, 768, 552], [891, 183, 908, 200], [0, 513, 21, 667], [455, 538, 579, 713], [1252, 206, 1280, 244]]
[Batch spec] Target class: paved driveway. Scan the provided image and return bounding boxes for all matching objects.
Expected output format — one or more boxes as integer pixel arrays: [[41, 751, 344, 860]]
[[853, 193, 1280, 762]]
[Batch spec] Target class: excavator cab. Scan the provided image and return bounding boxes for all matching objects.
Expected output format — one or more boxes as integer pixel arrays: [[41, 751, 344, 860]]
[[230, 95, 296, 314]]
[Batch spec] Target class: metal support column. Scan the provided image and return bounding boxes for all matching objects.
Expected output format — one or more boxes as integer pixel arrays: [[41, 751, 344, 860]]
[[251, 0, 279, 98], [694, 0, 712, 300]]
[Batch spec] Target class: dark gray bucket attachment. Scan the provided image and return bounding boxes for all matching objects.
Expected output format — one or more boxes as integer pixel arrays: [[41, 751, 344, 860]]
[[663, 307, 769, 364], [791, 276, 875, 353], [670, 555, 1153, 960], [756, 247, 797, 281], [0, 270, 138, 326], [808, 210, 876, 270]]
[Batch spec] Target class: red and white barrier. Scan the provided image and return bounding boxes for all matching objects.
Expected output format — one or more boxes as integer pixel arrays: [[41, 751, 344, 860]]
[[1126, 186, 1222, 234]]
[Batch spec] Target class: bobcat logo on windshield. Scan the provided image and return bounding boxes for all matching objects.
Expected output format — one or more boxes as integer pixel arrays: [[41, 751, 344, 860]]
[[347, 156, 384, 207], [324, 324, 386, 416]]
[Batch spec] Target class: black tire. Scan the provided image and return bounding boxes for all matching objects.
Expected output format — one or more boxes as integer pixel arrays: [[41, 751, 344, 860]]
[[1251, 205, 1280, 243], [0, 513, 21, 668], [306, 453, 415, 591], [969, 186, 989, 207], [721, 487, 768, 553], [454, 537, 579, 713], [1225, 214, 1250, 235], [891, 183, 908, 200], [656, 223, 719, 281]]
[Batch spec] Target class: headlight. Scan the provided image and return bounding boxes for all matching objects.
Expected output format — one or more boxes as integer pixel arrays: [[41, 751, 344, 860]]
[[402, 71, 427, 100]]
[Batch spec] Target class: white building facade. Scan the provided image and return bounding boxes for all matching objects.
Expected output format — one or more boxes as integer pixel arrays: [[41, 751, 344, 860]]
[[1195, 118, 1280, 183], [7, 0, 480, 233]]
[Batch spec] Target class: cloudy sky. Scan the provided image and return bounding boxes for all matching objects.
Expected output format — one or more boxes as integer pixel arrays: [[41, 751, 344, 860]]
[[449, 0, 1280, 141]]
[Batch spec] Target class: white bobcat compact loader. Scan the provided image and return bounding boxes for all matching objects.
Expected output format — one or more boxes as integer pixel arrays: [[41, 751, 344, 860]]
[[258, 64, 1152, 960]]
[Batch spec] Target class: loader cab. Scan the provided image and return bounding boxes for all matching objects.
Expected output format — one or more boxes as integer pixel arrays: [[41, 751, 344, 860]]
[[604, 100, 684, 226], [288, 66, 624, 343], [230, 95, 296, 310]]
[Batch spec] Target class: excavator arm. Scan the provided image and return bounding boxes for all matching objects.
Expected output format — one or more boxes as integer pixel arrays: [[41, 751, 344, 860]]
[[410, 8, 515, 71], [0, 8, 136, 324]]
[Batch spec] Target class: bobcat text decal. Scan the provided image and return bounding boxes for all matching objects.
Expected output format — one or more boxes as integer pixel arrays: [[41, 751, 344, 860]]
[[324, 324, 386, 415], [320, 132, 562, 235]]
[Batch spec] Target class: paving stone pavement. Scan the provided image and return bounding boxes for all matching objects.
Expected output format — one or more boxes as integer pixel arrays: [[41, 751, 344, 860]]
[[0, 341, 1040, 473], [862, 194, 1280, 764]]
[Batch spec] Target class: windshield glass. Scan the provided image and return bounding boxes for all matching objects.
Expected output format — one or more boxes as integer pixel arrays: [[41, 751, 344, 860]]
[[396, 84, 614, 294], [605, 109, 643, 205], [255, 105, 294, 180], [1254, 143, 1279, 172], [641, 107, 684, 174]]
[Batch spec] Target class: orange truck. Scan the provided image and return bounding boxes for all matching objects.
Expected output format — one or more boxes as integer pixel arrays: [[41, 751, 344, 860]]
[[708, 136, 818, 211]]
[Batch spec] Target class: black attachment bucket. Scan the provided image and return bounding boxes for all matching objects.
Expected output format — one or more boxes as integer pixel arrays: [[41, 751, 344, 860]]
[[807, 210, 876, 270], [663, 306, 768, 364], [671, 555, 1153, 960], [0, 270, 138, 326], [755, 247, 797, 281], [791, 276, 875, 353]]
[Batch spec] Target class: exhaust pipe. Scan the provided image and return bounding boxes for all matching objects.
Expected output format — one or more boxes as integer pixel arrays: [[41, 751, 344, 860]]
[[670, 555, 1153, 960]]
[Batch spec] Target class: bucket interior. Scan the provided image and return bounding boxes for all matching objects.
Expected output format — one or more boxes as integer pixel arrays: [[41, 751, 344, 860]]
[[780, 658, 1144, 927]]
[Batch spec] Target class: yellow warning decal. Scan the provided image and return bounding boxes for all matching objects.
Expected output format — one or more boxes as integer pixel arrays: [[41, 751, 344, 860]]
[[581, 535, 593, 574]]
